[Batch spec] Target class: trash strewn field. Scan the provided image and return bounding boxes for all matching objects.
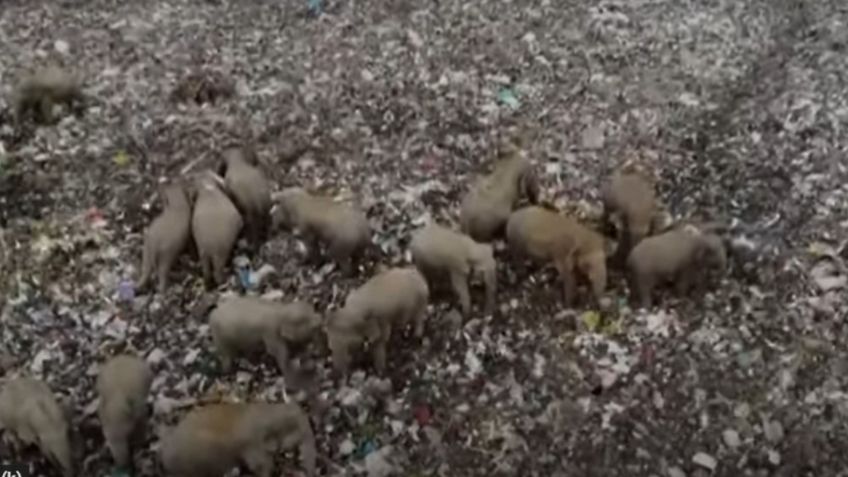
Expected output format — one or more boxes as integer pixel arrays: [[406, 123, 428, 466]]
[[1, 0, 848, 476]]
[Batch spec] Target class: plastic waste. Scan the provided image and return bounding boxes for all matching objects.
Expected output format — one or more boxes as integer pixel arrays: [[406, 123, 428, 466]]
[[413, 403, 432, 426], [117, 279, 135, 302], [356, 438, 378, 459], [307, 0, 323, 16], [497, 87, 520, 109]]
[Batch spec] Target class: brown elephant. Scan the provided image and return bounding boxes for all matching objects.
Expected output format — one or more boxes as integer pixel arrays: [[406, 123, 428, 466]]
[[627, 227, 727, 308]]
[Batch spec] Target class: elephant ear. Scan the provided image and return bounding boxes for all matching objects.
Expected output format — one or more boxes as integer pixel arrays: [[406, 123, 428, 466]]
[[698, 234, 727, 269], [333, 306, 378, 343], [350, 314, 380, 343], [692, 239, 710, 263], [650, 209, 674, 235], [272, 192, 300, 230]]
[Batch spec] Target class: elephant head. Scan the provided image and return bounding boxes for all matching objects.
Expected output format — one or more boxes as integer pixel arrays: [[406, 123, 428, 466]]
[[695, 233, 727, 274]]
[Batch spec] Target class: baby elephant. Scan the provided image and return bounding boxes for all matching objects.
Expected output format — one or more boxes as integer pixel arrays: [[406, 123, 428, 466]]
[[326, 267, 429, 375], [459, 145, 539, 243], [410, 223, 496, 316], [138, 181, 193, 294], [506, 206, 608, 308], [209, 296, 322, 380], [627, 227, 727, 308], [0, 377, 74, 477], [160, 401, 316, 477], [601, 164, 656, 262], [272, 187, 371, 275], [191, 170, 243, 288], [220, 146, 272, 247], [97, 354, 153, 471]]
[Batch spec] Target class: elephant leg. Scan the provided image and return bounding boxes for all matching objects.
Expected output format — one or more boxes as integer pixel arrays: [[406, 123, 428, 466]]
[[105, 430, 130, 469], [242, 447, 273, 477], [211, 254, 227, 287], [264, 337, 293, 380], [371, 338, 388, 375], [554, 255, 577, 307], [449, 270, 471, 316], [410, 301, 427, 339], [674, 272, 693, 297], [637, 278, 654, 309]]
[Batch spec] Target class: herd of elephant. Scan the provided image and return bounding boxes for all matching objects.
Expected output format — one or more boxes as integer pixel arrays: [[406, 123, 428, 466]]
[[0, 136, 728, 477]]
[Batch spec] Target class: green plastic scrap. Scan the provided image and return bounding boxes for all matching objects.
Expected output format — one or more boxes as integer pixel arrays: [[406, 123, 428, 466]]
[[110, 469, 130, 477], [580, 311, 622, 335], [497, 87, 520, 109], [581, 310, 601, 332], [113, 150, 130, 167], [601, 318, 623, 336], [307, 0, 323, 15]]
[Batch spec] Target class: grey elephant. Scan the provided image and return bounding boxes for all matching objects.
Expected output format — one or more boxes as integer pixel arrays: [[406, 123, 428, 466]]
[[0, 377, 75, 477], [160, 401, 316, 477], [627, 227, 727, 308]]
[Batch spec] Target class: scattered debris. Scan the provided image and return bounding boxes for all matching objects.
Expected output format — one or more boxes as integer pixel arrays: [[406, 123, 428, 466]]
[[692, 452, 718, 471], [2, 0, 848, 476]]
